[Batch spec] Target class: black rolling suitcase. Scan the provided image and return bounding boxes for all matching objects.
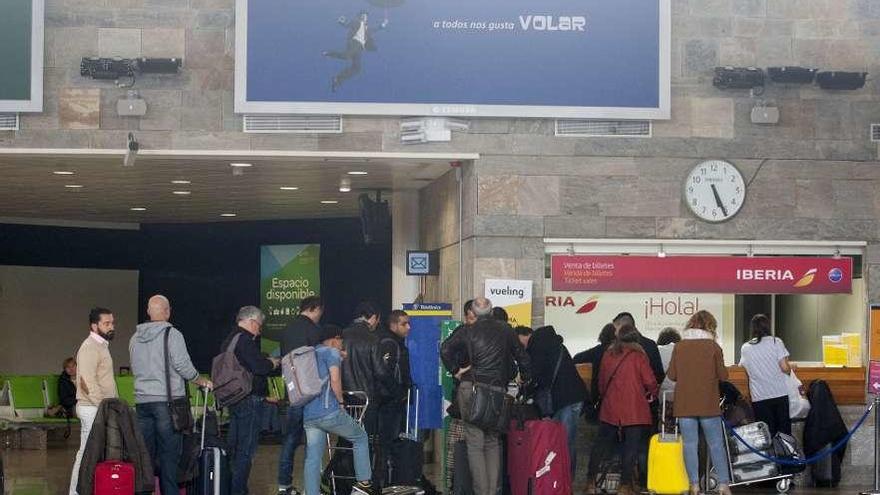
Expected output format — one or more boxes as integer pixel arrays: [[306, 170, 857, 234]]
[[191, 389, 230, 495], [387, 390, 424, 487]]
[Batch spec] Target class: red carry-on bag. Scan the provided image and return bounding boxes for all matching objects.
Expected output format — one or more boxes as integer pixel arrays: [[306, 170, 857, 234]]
[[507, 418, 571, 495], [94, 460, 135, 494]]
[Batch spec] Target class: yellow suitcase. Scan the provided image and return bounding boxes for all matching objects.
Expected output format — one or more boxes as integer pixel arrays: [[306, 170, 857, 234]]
[[647, 393, 689, 494]]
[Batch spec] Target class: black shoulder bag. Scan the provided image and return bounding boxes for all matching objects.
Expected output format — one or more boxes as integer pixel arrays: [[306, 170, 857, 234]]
[[534, 346, 565, 417], [164, 327, 194, 434], [459, 328, 512, 433]]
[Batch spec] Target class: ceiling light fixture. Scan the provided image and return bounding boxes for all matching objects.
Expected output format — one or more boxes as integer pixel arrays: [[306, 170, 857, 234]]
[[130, 207, 147, 211], [347, 171, 368, 176], [657, 244, 667, 258], [339, 177, 352, 193], [320, 200, 339, 204], [230, 162, 252, 168], [172, 190, 191, 195], [279, 186, 300, 191], [220, 213, 237, 217], [171, 180, 191, 184], [64, 184, 84, 188], [53, 170, 75, 175]]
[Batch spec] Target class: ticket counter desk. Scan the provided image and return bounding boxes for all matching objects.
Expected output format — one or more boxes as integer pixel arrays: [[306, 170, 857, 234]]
[[575, 364, 867, 404]]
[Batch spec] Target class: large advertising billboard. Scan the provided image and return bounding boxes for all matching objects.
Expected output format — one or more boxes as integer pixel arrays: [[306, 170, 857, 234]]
[[260, 244, 320, 353], [235, 0, 670, 119], [0, 0, 43, 112]]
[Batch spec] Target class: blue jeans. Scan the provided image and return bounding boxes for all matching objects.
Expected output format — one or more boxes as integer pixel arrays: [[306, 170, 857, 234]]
[[553, 401, 582, 478], [277, 405, 305, 487], [228, 396, 265, 495], [304, 410, 371, 495], [136, 402, 182, 495], [679, 416, 731, 485]]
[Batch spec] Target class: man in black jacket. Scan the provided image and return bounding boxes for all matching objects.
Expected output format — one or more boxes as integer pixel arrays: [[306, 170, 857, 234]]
[[221, 306, 280, 495], [375, 310, 413, 485], [342, 301, 388, 436], [267, 296, 324, 495], [440, 298, 531, 495], [523, 325, 587, 477]]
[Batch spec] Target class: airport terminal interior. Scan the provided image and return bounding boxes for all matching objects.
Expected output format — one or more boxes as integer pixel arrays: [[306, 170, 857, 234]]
[[2, 0, 880, 494]]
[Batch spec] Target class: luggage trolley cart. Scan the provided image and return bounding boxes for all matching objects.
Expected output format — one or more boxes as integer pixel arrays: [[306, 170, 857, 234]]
[[702, 420, 793, 494], [325, 390, 370, 495]]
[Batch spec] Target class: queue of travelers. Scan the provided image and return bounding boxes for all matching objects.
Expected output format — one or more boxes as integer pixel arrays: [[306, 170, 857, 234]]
[[61, 292, 799, 495]]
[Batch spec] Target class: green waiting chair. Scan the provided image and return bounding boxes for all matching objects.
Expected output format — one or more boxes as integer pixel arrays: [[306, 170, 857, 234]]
[[115, 375, 136, 407]]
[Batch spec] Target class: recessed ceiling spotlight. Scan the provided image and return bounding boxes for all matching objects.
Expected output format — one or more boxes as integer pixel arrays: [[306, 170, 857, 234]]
[[347, 171, 368, 176], [171, 180, 191, 184], [64, 184, 84, 188], [53, 170, 75, 175], [279, 186, 300, 191], [320, 200, 339, 204], [339, 177, 352, 193], [220, 213, 237, 217], [230, 163, 253, 168], [130, 207, 147, 211], [172, 190, 191, 195]]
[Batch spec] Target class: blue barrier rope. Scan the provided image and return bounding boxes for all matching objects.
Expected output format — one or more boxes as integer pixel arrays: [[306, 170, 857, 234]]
[[722, 401, 875, 466]]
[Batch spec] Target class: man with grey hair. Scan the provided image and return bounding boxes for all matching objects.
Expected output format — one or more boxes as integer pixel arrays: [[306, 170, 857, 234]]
[[130, 295, 212, 495], [221, 305, 280, 494], [441, 297, 531, 495]]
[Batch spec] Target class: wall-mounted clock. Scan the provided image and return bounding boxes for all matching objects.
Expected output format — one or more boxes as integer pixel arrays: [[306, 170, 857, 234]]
[[684, 160, 746, 222]]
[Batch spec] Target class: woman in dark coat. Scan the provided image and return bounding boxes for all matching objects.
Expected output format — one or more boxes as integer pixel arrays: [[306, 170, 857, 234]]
[[525, 325, 587, 477]]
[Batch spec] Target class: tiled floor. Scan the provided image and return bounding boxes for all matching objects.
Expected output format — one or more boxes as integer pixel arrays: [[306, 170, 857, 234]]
[[1, 433, 874, 495]]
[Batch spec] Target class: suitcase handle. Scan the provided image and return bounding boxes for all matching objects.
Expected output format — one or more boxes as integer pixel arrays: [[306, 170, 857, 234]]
[[199, 386, 210, 451], [660, 390, 678, 439], [404, 388, 419, 441]]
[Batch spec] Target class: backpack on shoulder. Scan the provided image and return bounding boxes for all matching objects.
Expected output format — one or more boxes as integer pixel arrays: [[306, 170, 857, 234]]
[[211, 333, 252, 408], [281, 346, 325, 407]]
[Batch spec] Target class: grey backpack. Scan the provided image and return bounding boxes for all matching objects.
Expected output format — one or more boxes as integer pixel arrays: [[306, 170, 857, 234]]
[[211, 333, 252, 407], [281, 346, 325, 407]]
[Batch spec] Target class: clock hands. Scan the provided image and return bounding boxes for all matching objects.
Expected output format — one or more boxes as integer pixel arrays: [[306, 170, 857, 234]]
[[711, 184, 729, 217]]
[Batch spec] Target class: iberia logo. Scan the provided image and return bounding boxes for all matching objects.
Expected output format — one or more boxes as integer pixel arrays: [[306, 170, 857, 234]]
[[576, 296, 599, 314], [793, 268, 818, 288]]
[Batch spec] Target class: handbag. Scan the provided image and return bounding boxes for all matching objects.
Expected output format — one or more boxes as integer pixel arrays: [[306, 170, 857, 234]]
[[458, 329, 512, 433], [534, 346, 564, 417], [164, 327, 195, 434], [591, 351, 632, 420]]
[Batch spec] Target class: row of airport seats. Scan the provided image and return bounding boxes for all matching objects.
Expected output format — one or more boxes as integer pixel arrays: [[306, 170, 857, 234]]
[[0, 374, 288, 425]]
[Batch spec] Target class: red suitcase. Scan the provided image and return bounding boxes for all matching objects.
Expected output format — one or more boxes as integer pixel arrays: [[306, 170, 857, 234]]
[[507, 419, 571, 495], [94, 461, 135, 494]]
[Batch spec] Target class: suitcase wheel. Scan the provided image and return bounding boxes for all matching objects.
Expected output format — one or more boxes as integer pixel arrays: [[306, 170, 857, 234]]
[[776, 479, 791, 494]]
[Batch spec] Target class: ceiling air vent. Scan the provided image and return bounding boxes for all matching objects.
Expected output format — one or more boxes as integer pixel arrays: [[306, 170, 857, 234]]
[[871, 123, 880, 143], [243, 114, 342, 133], [0, 113, 19, 131], [555, 119, 651, 138]]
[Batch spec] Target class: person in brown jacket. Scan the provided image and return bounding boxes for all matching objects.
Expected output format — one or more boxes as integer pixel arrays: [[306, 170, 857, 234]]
[[667, 310, 731, 495]]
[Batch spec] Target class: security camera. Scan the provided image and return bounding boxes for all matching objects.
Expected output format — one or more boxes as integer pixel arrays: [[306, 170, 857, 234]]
[[123, 132, 139, 167]]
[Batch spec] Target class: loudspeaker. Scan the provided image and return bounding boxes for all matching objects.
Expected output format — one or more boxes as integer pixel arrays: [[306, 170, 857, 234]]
[[816, 71, 867, 90], [767, 66, 817, 84], [358, 193, 391, 245], [713, 66, 764, 90]]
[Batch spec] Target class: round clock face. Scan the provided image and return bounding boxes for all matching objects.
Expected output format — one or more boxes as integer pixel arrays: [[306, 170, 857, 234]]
[[684, 160, 746, 222]]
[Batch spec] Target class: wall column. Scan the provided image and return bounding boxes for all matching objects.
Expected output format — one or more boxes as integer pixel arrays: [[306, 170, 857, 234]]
[[391, 190, 421, 309]]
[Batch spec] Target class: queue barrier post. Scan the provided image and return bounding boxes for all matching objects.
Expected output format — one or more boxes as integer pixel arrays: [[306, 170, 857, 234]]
[[861, 394, 880, 495]]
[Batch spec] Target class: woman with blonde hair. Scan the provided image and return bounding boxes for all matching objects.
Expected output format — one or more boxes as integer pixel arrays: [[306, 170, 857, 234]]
[[667, 310, 731, 495]]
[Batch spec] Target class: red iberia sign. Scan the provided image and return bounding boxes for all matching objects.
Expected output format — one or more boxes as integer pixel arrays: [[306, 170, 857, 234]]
[[551, 255, 852, 294]]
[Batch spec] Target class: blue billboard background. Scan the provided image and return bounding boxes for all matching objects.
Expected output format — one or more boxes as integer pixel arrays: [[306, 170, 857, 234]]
[[245, 0, 662, 109]]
